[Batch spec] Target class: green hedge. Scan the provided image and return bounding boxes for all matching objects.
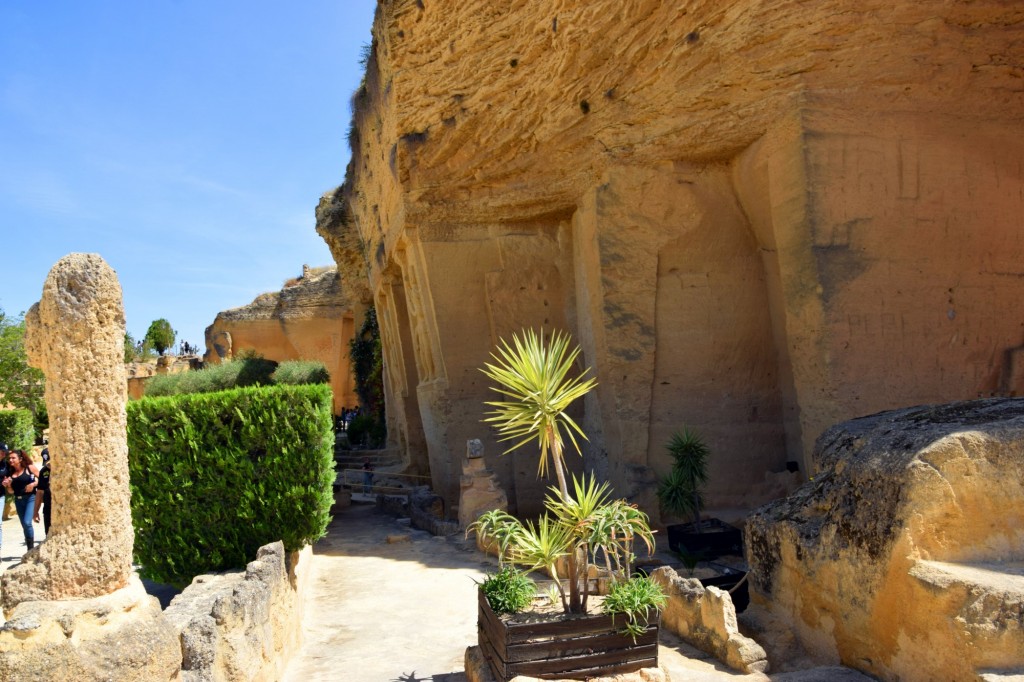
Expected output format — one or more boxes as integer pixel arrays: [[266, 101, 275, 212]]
[[0, 409, 34, 451], [127, 383, 335, 587]]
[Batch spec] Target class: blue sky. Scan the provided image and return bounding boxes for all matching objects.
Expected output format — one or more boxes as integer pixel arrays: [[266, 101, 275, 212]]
[[0, 1, 377, 350]]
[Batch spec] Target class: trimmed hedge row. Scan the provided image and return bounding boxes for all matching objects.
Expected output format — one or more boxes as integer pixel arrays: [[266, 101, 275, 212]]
[[0, 409, 34, 451], [127, 383, 335, 587]]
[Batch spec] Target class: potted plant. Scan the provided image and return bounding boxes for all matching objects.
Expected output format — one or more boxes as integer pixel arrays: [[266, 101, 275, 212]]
[[469, 329, 666, 681], [657, 428, 743, 560]]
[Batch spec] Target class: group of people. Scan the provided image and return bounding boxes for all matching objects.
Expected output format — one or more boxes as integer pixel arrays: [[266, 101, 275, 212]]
[[0, 442, 52, 556], [338, 406, 363, 431]]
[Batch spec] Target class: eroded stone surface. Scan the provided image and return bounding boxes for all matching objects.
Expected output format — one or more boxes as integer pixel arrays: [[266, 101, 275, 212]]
[[164, 541, 312, 682], [327, 0, 1024, 521], [3, 254, 133, 612], [746, 398, 1024, 681], [0, 576, 180, 682], [203, 264, 362, 415], [459, 439, 509, 532]]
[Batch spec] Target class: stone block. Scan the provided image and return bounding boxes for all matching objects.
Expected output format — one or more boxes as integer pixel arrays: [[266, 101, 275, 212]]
[[747, 398, 1024, 681]]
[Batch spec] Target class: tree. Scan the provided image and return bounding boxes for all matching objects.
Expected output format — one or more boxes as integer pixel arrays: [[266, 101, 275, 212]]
[[0, 308, 46, 423], [349, 307, 384, 417], [144, 319, 176, 356]]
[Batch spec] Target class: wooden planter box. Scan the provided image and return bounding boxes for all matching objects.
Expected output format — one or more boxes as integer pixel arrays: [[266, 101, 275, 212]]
[[477, 590, 659, 681]]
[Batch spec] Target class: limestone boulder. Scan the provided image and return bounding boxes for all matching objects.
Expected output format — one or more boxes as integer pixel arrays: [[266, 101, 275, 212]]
[[649, 566, 768, 674], [163, 541, 310, 682], [746, 398, 1024, 681], [0, 576, 180, 682]]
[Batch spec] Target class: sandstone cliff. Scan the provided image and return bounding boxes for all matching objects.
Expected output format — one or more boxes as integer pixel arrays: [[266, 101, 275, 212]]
[[203, 265, 363, 414], [323, 0, 1024, 515]]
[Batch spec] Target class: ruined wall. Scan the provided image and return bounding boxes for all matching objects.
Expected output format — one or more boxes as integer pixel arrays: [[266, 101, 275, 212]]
[[746, 399, 1024, 680], [327, 0, 1024, 516], [203, 265, 361, 415]]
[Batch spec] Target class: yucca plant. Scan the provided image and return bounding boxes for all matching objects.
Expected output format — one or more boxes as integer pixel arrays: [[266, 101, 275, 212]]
[[480, 328, 596, 501], [474, 329, 659, 616], [657, 427, 710, 532]]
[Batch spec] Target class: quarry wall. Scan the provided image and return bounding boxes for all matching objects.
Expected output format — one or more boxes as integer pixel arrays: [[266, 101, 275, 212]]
[[203, 265, 363, 415], [323, 0, 1024, 516]]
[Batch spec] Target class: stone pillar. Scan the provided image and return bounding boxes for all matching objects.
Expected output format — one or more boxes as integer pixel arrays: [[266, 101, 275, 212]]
[[2, 253, 134, 611], [458, 439, 508, 532]]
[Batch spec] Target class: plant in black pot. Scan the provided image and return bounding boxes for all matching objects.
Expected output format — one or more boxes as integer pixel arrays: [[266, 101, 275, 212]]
[[657, 428, 743, 560]]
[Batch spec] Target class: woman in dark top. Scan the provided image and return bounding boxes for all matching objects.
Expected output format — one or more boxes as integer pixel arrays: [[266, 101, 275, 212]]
[[2, 449, 40, 550]]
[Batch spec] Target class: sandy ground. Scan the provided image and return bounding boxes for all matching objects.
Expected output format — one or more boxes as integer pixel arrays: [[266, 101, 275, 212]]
[[0, 501, 46, 575], [282, 503, 793, 682]]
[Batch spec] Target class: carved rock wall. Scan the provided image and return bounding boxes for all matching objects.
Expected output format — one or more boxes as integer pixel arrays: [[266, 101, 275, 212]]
[[203, 265, 362, 415], [328, 0, 1024, 516], [746, 398, 1024, 681]]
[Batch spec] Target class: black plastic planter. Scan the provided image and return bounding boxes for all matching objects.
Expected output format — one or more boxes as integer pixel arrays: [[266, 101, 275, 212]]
[[699, 572, 749, 612], [666, 518, 743, 559]]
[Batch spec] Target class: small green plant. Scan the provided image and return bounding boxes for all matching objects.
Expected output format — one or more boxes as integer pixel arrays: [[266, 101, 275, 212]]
[[479, 566, 536, 615], [602, 576, 667, 641], [546, 582, 561, 606], [675, 547, 706, 576], [657, 427, 710, 532]]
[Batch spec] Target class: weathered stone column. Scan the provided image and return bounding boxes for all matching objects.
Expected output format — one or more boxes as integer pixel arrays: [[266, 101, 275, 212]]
[[2, 253, 134, 611], [458, 439, 508, 531]]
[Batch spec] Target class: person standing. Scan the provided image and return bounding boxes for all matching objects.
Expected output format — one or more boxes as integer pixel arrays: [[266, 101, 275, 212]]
[[2, 449, 39, 550], [362, 457, 374, 494], [0, 443, 9, 553], [33, 448, 52, 535]]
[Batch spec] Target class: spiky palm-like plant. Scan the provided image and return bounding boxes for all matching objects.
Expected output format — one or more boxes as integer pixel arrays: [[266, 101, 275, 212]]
[[480, 328, 596, 501], [657, 427, 710, 531]]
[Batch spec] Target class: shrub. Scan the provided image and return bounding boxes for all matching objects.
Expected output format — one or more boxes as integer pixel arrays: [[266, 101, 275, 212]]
[[144, 353, 278, 397], [480, 566, 536, 615], [271, 360, 330, 386], [0, 408, 34, 451], [346, 413, 385, 449], [127, 383, 334, 587]]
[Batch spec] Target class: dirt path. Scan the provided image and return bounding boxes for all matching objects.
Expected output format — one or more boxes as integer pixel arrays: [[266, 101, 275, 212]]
[[283, 503, 490, 681], [282, 503, 780, 682]]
